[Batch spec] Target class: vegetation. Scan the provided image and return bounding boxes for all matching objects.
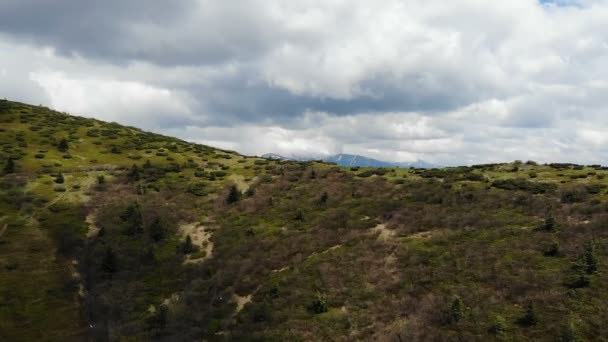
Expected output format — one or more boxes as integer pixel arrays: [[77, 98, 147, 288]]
[[1, 100, 608, 341]]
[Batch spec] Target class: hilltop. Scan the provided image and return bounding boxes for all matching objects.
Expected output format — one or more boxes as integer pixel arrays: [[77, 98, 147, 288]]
[[2, 99, 608, 341]]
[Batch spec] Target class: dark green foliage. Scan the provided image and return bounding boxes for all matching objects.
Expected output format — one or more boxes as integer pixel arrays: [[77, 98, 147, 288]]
[[517, 304, 539, 327], [55, 172, 65, 184], [128, 164, 140, 181], [319, 191, 328, 204], [489, 315, 507, 336], [581, 242, 598, 275], [561, 320, 579, 342], [97, 175, 105, 184], [3, 157, 15, 175], [226, 184, 241, 205], [541, 213, 556, 232], [101, 247, 118, 274], [57, 138, 69, 152], [448, 296, 464, 324], [187, 182, 208, 197], [121, 203, 144, 235], [492, 178, 557, 194], [148, 218, 166, 242], [294, 208, 304, 221], [147, 304, 168, 336], [0, 99, 12, 113], [179, 235, 196, 254], [543, 240, 561, 257], [357, 168, 388, 178], [308, 293, 329, 314]]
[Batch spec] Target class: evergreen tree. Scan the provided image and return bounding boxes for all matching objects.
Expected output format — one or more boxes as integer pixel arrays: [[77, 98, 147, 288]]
[[518, 304, 538, 326], [3, 157, 15, 175], [128, 164, 141, 181], [449, 296, 464, 323], [561, 319, 579, 342], [489, 315, 507, 336], [148, 218, 166, 242], [58, 138, 69, 152], [144, 159, 153, 169], [97, 175, 105, 185], [308, 293, 328, 314], [122, 203, 143, 235], [583, 242, 598, 275], [226, 184, 241, 204], [55, 172, 65, 184], [542, 213, 556, 232], [294, 208, 304, 221], [180, 235, 196, 254], [101, 247, 117, 274], [319, 191, 328, 204]]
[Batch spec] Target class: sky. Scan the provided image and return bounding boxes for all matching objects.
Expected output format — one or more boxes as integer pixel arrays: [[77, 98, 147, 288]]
[[1, 0, 608, 165]]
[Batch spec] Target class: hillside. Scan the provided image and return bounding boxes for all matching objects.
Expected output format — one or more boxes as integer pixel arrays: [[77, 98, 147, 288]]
[[1, 99, 608, 341]]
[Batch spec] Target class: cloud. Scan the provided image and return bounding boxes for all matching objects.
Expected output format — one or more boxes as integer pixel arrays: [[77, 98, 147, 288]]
[[2, 0, 608, 165]]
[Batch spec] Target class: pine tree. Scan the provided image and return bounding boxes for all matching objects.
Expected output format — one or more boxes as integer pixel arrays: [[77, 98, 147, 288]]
[[58, 138, 69, 152], [583, 242, 598, 275], [148, 218, 166, 242], [101, 247, 117, 274], [122, 203, 143, 235], [449, 296, 464, 323], [542, 213, 556, 232], [309, 292, 328, 314], [3, 157, 15, 175], [319, 191, 328, 204], [180, 235, 196, 254], [518, 304, 538, 326], [226, 184, 241, 204], [128, 164, 141, 181]]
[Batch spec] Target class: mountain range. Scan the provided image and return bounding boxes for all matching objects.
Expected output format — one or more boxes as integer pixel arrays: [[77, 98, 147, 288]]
[[261, 153, 436, 168]]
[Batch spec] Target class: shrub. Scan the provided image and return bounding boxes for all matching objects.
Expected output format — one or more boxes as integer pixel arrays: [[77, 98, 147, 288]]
[[308, 293, 329, 314], [489, 315, 507, 336], [492, 178, 557, 194], [517, 304, 538, 326]]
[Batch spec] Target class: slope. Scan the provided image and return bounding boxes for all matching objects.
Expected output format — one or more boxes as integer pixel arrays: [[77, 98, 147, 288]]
[[2, 100, 608, 341]]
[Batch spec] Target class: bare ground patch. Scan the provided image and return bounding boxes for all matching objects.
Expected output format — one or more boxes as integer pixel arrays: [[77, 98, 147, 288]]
[[179, 223, 214, 264]]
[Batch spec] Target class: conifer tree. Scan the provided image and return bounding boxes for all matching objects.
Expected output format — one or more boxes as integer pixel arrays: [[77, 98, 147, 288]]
[[3, 157, 15, 175], [58, 138, 69, 152]]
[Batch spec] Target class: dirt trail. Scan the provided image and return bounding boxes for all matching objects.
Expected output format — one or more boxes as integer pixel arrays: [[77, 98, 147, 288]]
[[228, 174, 255, 192], [233, 294, 252, 314], [371, 223, 395, 241], [0, 216, 8, 238], [179, 223, 214, 264], [85, 213, 101, 238]]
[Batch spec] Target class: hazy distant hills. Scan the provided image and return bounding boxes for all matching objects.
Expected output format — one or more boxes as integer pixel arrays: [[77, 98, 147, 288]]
[[261, 153, 436, 168]]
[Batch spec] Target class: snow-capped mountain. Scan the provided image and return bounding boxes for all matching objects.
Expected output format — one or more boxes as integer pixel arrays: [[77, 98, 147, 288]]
[[261, 153, 436, 168]]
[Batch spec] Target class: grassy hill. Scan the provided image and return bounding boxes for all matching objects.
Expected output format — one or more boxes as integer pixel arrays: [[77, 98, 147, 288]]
[[1, 99, 608, 341]]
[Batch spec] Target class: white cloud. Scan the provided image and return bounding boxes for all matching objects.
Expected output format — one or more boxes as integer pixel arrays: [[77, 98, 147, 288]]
[[3, 1, 608, 165]]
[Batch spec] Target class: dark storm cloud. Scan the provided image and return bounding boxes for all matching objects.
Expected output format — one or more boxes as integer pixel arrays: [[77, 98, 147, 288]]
[[0, 0, 276, 66]]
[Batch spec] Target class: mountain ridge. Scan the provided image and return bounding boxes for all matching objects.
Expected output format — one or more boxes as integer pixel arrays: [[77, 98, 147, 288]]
[[262, 152, 436, 168]]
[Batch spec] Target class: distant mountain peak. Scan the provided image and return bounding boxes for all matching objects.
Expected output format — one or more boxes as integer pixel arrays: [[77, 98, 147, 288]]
[[261, 152, 436, 168]]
